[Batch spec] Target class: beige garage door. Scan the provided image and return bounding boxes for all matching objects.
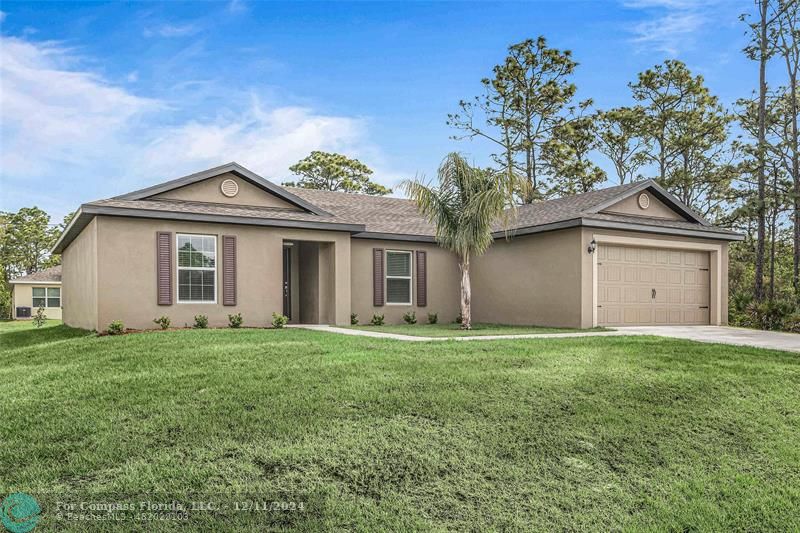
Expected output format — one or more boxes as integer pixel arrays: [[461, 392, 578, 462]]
[[597, 244, 710, 326]]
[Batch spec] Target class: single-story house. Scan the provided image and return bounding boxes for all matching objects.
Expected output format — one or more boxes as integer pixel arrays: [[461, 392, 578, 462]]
[[10, 265, 63, 320], [51, 162, 742, 331]]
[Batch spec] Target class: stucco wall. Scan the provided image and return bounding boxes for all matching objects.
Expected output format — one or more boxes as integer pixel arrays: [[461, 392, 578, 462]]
[[472, 228, 584, 327], [90, 216, 350, 330], [11, 284, 63, 320], [602, 193, 685, 220], [62, 217, 97, 330], [350, 238, 460, 324], [150, 172, 301, 210]]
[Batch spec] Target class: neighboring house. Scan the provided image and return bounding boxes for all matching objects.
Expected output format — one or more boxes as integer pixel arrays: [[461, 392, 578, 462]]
[[10, 266, 63, 320], [52, 162, 742, 331]]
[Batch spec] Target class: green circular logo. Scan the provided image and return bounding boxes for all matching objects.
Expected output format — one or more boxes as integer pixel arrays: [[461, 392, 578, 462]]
[[1, 493, 41, 533]]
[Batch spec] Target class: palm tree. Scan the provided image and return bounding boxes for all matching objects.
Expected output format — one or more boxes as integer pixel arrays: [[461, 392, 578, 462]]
[[402, 153, 521, 329]]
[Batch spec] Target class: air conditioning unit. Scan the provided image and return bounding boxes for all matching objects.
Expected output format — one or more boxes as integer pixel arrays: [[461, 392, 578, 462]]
[[16, 306, 32, 318]]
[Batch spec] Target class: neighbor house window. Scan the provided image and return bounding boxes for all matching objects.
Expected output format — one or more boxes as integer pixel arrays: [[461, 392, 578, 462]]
[[32, 287, 60, 308], [177, 234, 216, 303], [386, 250, 412, 305]]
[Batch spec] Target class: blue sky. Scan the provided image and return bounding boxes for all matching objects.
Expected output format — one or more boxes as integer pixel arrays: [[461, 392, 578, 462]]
[[0, 0, 765, 220]]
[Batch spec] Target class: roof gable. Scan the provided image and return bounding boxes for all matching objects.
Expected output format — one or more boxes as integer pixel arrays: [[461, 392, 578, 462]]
[[584, 180, 708, 226], [115, 162, 329, 216]]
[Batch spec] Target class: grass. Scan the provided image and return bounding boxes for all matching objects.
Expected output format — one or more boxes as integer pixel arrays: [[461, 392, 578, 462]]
[[345, 321, 608, 336], [1, 321, 799, 531]]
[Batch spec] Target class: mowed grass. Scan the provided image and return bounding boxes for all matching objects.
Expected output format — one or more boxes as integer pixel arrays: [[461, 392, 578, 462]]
[[1, 322, 799, 531], [346, 322, 608, 337]]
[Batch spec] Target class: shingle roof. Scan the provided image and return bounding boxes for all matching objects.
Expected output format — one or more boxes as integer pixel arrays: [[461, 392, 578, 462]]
[[10, 265, 61, 283]]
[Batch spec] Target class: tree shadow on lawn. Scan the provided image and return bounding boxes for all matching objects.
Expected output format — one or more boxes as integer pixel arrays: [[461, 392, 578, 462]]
[[0, 324, 93, 351]]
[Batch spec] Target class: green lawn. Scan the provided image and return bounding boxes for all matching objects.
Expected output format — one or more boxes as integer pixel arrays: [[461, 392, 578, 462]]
[[1, 321, 799, 531], [346, 321, 608, 336]]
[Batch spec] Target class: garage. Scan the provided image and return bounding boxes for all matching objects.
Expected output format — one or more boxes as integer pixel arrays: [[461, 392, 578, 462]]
[[597, 244, 710, 326]]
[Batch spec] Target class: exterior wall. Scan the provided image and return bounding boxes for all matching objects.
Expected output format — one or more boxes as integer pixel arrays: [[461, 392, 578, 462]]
[[11, 284, 63, 320], [350, 238, 460, 324], [62, 217, 98, 330], [90, 216, 350, 330], [602, 193, 684, 220], [472, 228, 584, 327], [150, 172, 301, 210], [579, 228, 730, 328]]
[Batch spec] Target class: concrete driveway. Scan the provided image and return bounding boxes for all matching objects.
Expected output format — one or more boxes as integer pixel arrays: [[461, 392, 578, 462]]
[[617, 326, 800, 353]]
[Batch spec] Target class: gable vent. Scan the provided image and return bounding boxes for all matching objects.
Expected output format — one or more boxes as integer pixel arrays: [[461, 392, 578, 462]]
[[638, 193, 650, 209], [220, 178, 239, 198]]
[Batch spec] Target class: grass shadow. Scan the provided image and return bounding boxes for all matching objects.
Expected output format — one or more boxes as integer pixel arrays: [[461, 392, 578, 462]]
[[0, 324, 93, 351]]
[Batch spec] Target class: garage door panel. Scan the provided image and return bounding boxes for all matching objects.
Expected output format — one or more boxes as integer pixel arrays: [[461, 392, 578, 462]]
[[598, 245, 709, 326]]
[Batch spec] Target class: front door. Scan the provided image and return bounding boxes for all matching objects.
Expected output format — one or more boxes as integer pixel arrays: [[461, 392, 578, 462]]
[[283, 246, 291, 319]]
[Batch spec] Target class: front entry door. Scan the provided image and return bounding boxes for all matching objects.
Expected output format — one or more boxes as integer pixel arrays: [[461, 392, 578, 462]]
[[282, 246, 291, 319]]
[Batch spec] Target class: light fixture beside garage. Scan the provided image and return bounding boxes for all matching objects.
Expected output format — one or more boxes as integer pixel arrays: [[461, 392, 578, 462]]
[[587, 239, 597, 254], [220, 178, 239, 198], [638, 193, 650, 209]]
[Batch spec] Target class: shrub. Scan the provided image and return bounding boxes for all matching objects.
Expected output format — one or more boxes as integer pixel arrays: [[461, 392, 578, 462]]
[[455, 312, 463, 324], [741, 299, 795, 331], [403, 311, 417, 324], [32, 306, 47, 328], [107, 320, 124, 335], [153, 316, 171, 330], [351, 313, 359, 325], [228, 313, 243, 328], [427, 312, 438, 325], [271, 312, 288, 329], [193, 314, 209, 329], [370, 313, 385, 326], [782, 312, 800, 333]]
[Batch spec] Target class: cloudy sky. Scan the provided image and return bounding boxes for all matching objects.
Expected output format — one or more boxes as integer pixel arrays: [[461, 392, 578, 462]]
[[0, 1, 764, 220]]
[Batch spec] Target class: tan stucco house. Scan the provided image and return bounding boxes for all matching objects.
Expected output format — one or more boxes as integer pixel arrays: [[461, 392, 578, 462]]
[[10, 265, 63, 320], [51, 162, 742, 331]]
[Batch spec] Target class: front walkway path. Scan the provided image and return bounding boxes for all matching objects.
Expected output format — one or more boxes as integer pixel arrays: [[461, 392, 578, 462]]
[[290, 324, 800, 352]]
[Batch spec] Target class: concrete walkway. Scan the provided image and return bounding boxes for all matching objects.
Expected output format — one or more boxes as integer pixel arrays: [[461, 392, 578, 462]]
[[291, 324, 800, 352], [616, 326, 800, 353]]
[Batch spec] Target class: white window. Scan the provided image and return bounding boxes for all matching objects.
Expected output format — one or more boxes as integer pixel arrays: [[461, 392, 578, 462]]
[[32, 287, 60, 308], [386, 250, 412, 305], [177, 234, 217, 303]]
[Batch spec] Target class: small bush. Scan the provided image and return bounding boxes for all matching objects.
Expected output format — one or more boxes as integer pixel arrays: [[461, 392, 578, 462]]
[[370, 313, 385, 326], [455, 312, 463, 324], [32, 306, 47, 328], [107, 320, 124, 335], [228, 313, 243, 328], [193, 314, 209, 329], [403, 311, 417, 324], [783, 312, 800, 333], [427, 312, 438, 325], [351, 313, 359, 325], [153, 316, 171, 330], [272, 312, 288, 329]]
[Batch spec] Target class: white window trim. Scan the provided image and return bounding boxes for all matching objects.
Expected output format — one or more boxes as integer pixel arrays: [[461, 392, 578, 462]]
[[385, 250, 413, 306], [176, 233, 218, 304], [31, 286, 60, 308]]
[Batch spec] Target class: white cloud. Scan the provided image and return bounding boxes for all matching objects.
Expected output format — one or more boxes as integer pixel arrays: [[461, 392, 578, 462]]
[[227, 0, 248, 14], [143, 23, 200, 38], [0, 36, 389, 214], [0, 11, 7, 23], [622, 0, 728, 55]]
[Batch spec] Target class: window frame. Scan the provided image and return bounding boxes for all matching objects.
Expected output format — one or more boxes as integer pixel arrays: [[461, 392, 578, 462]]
[[31, 286, 60, 308], [385, 250, 413, 306], [176, 233, 218, 304]]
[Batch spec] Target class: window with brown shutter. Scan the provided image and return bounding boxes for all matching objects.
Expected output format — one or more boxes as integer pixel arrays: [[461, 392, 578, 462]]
[[416, 250, 427, 307], [222, 235, 237, 306], [373, 248, 384, 306], [156, 231, 172, 305]]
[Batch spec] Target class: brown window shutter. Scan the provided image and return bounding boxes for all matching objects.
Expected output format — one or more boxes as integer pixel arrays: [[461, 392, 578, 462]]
[[373, 248, 384, 307], [222, 235, 237, 306], [156, 231, 172, 305], [416, 250, 427, 307]]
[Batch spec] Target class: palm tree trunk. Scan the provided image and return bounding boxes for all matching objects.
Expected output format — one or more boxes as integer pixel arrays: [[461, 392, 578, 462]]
[[459, 253, 472, 330]]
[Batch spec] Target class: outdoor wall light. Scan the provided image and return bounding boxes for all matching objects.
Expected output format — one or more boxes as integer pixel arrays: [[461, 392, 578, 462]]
[[587, 239, 597, 254]]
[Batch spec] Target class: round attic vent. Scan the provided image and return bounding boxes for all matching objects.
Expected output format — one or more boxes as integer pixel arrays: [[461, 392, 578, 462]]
[[638, 192, 650, 209], [220, 178, 239, 198]]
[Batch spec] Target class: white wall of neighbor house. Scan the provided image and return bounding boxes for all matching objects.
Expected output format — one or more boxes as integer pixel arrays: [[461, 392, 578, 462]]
[[61, 215, 352, 331], [11, 283, 63, 320]]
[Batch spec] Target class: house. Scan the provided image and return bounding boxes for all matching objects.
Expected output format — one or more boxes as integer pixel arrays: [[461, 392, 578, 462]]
[[10, 265, 63, 320], [52, 162, 742, 331]]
